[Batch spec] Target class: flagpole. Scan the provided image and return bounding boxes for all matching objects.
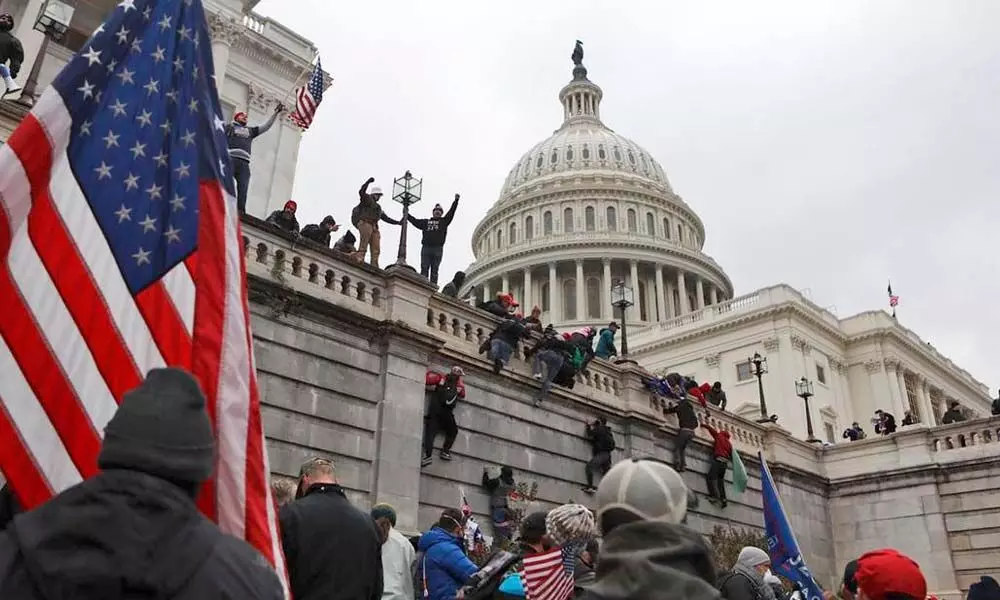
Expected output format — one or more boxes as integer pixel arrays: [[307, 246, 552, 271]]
[[280, 51, 319, 109]]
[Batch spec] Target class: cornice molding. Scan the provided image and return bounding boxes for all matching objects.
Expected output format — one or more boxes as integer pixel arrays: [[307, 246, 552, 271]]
[[790, 334, 811, 353], [232, 34, 313, 86]]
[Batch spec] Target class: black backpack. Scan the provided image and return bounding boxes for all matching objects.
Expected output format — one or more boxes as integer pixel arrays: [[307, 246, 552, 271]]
[[459, 550, 521, 600]]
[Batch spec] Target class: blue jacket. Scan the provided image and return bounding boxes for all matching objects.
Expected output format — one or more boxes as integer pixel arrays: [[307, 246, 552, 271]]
[[595, 328, 617, 359], [418, 527, 478, 600]]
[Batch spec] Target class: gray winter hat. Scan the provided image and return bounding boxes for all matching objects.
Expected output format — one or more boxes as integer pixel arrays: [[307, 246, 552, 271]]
[[737, 546, 771, 568], [595, 458, 690, 534], [98, 368, 215, 485]]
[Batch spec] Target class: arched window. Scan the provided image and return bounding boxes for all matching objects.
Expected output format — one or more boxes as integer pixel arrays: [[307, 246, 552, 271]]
[[543, 211, 553, 235], [563, 279, 577, 320], [536, 155, 544, 168], [566, 146, 574, 161], [627, 209, 637, 232], [613, 147, 623, 162], [646, 212, 655, 236], [606, 207, 617, 231], [677, 224, 683, 242], [638, 281, 648, 321], [663, 217, 670, 239], [540, 282, 550, 311], [598, 145, 607, 160], [496, 228, 502, 248], [585, 206, 596, 231], [582, 145, 590, 160], [586, 277, 602, 319], [563, 207, 574, 233], [551, 149, 559, 164], [509, 222, 517, 245], [628, 150, 636, 165], [525, 215, 534, 240]]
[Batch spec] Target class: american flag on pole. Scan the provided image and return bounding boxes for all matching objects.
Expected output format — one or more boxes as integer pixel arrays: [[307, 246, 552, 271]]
[[887, 281, 899, 318], [288, 57, 324, 130], [521, 546, 577, 600], [0, 0, 287, 595]]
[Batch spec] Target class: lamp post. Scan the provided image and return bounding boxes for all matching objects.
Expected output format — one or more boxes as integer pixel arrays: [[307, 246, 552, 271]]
[[610, 280, 634, 364], [391, 170, 422, 271], [795, 377, 821, 443], [34, 0, 76, 41], [748, 352, 771, 423]]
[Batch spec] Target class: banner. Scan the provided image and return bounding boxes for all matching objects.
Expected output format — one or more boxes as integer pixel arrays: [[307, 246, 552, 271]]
[[731, 450, 748, 494], [759, 452, 825, 600]]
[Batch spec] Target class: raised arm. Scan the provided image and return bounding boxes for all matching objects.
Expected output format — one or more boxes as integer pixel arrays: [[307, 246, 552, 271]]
[[251, 106, 281, 137], [359, 177, 374, 198], [407, 214, 428, 230], [442, 194, 460, 226]]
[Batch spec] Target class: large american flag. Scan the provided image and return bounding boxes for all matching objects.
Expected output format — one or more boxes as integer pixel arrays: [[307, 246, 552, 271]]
[[0, 0, 287, 594], [521, 545, 578, 600], [288, 57, 324, 130]]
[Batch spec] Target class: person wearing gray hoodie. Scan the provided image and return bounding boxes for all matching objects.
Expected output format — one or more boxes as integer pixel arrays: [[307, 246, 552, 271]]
[[719, 547, 778, 600]]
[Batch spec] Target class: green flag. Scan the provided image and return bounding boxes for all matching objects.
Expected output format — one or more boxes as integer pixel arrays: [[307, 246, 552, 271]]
[[730, 449, 748, 495]]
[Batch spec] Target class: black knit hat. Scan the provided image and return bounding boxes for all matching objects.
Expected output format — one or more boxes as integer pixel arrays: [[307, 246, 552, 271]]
[[98, 368, 215, 484]]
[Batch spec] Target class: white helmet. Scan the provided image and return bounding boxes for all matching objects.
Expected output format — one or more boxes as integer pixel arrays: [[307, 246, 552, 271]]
[[370, 185, 383, 195]]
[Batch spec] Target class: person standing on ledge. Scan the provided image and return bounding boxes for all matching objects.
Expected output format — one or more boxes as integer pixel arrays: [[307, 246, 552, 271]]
[[407, 194, 460, 284], [351, 177, 401, 268], [225, 103, 284, 215], [0, 13, 24, 99]]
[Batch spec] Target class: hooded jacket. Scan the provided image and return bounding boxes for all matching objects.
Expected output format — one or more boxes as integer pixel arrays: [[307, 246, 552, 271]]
[[417, 527, 478, 600], [579, 521, 720, 600], [704, 425, 733, 459], [595, 328, 617, 359], [493, 318, 528, 348], [333, 231, 357, 253], [408, 197, 458, 247], [265, 201, 300, 234], [440, 272, 466, 298], [300, 217, 337, 247], [0, 470, 282, 599], [664, 396, 699, 430]]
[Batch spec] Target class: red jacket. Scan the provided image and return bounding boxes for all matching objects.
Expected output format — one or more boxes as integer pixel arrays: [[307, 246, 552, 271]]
[[426, 371, 466, 399], [703, 424, 733, 459]]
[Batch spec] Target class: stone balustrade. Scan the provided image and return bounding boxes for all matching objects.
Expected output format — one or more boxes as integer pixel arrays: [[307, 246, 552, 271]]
[[929, 417, 1000, 452]]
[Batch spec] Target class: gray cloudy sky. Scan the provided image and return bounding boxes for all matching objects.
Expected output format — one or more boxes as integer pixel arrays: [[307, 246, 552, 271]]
[[255, 0, 999, 392]]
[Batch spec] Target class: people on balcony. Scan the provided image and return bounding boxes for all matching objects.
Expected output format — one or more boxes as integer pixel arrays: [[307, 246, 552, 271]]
[[421, 367, 466, 468], [582, 417, 616, 494], [351, 177, 402, 268], [486, 316, 529, 374], [842, 422, 866, 441], [942, 401, 966, 424], [0, 14, 23, 99], [333, 230, 357, 254], [265, 200, 301, 234], [873, 410, 897, 435], [901, 411, 917, 426], [706, 382, 728, 411], [440, 271, 466, 298], [594, 322, 619, 360], [702, 422, 733, 508], [226, 104, 284, 214], [300, 216, 340, 247], [407, 194, 460, 285]]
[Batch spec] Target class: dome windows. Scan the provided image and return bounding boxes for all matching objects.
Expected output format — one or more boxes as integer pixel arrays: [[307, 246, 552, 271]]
[[536, 154, 544, 169], [598, 145, 607, 160], [496, 228, 502, 249], [613, 147, 623, 163], [582, 145, 590, 160], [646, 212, 655, 236], [585, 206, 596, 231], [551, 149, 559, 165], [509, 222, 517, 245], [563, 279, 577, 320], [663, 217, 671, 239], [563, 208, 574, 233], [543, 211, 553, 235], [525, 215, 534, 240], [640, 154, 649, 172], [514, 163, 521, 179], [606, 207, 617, 231], [628, 150, 636, 165], [565, 146, 574, 161], [627, 209, 637, 232]]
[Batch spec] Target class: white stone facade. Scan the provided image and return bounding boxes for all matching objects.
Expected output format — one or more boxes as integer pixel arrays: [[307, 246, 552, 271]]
[[0, 0, 323, 218]]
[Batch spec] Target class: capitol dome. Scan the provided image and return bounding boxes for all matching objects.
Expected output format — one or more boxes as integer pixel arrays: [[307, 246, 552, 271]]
[[461, 44, 733, 332]]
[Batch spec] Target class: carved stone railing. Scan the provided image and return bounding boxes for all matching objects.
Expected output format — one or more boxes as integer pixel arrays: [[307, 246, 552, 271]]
[[928, 416, 1000, 452], [241, 216, 387, 321]]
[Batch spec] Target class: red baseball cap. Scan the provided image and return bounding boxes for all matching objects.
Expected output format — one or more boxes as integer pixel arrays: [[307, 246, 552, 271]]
[[855, 549, 926, 600]]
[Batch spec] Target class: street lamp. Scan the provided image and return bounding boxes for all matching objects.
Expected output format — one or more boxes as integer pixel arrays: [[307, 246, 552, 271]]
[[610, 280, 634, 362], [34, 0, 77, 41], [748, 352, 773, 423], [795, 377, 821, 443], [391, 170, 422, 271]]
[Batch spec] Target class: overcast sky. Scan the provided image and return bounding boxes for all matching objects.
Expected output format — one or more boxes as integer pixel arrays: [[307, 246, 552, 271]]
[[254, 0, 999, 393]]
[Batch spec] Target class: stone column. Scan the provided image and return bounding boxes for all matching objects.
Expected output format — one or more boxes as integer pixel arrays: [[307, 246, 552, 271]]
[[629, 260, 640, 322], [919, 379, 937, 425], [865, 360, 893, 412], [882, 359, 906, 417], [548, 262, 559, 322], [575, 260, 585, 321], [695, 277, 706, 310], [895, 366, 910, 416], [522, 268, 532, 311], [601, 259, 612, 320], [709, 286, 719, 305], [654, 265, 666, 322], [501, 273, 510, 295], [209, 13, 244, 85], [676, 270, 689, 314], [666, 279, 676, 318], [482, 280, 491, 302]]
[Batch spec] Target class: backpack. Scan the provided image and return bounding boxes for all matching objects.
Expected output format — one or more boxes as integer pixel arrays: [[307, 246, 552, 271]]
[[569, 347, 585, 370], [411, 551, 427, 598], [351, 204, 361, 227], [459, 550, 521, 600], [718, 571, 765, 600]]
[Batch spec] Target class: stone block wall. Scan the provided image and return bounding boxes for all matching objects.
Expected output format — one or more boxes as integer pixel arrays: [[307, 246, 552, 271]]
[[939, 462, 1000, 591]]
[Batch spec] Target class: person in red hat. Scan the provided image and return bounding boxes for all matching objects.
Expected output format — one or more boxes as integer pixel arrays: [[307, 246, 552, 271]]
[[854, 549, 927, 600], [265, 200, 301, 234]]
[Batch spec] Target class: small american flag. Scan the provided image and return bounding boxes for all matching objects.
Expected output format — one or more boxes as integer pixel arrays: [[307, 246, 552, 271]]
[[289, 57, 324, 130], [887, 281, 899, 317], [0, 0, 287, 595], [521, 546, 577, 600]]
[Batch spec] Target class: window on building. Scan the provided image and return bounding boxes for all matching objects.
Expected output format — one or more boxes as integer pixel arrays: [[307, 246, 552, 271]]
[[551, 149, 559, 165], [628, 150, 636, 165], [509, 222, 517, 245], [486, 236, 491, 252], [585, 206, 596, 231], [613, 147, 622, 162], [606, 207, 617, 231], [540, 282, 550, 311], [646, 212, 655, 236], [677, 224, 683, 241], [816, 365, 826, 384], [824, 423, 836, 444], [598, 146, 606, 160], [543, 211, 553, 235], [563, 279, 577, 320], [495, 229, 502, 248], [582, 145, 590, 160], [904, 375, 920, 420], [586, 277, 602, 318], [638, 281, 647, 321], [663, 217, 670, 239], [536, 155, 544, 168], [564, 207, 574, 233], [525, 215, 534, 240], [736, 361, 753, 382], [566, 146, 574, 161], [627, 209, 637, 232]]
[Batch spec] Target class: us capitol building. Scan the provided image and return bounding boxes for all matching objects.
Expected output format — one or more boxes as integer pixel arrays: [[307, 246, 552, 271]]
[[460, 46, 992, 441]]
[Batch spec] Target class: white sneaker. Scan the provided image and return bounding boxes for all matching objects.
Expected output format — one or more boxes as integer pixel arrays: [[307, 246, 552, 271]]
[[533, 373, 542, 379], [2, 83, 20, 98]]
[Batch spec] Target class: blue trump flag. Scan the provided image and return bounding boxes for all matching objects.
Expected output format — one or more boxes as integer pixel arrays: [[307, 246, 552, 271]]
[[759, 452, 825, 600]]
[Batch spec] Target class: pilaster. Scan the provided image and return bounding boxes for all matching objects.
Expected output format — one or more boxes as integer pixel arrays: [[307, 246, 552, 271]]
[[208, 13, 244, 83], [882, 358, 906, 417], [654, 265, 666, 322]]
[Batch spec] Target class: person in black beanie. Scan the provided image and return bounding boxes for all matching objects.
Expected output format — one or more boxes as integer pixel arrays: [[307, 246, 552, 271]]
[[407, 194, 460, 285], [0, 368, 283, 599]]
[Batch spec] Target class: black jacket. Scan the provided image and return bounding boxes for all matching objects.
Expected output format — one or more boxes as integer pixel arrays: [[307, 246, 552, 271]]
[[664, 397, 699, 430], [719, 567, 772, 600], [0, 483, 21, 532], [942, 408, 966, 424], [586, 422, 616, 453], [0, 30, 24, 79], [300, 223, 332, 247], [493, 318, 528, 347], [265, 209, 300, 234], [580, 521, 720, 600], [279, 483, 383, 600], [408, 198, 458, 247], [992, 398, 1000, 416], [0, 470, 282, 599]]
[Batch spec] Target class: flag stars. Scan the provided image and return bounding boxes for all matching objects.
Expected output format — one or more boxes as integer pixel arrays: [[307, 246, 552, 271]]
[[142, 5, 151, 20], [123, 173, 140, 191], [187, 98, 198, 113], [94, 161, 113, 180], [94, 90, 103, 104], [136, 109, 152, 127], [172, 57, 184, 72], [181, 130, 196, 147], [179, 26, 192, 41], [151, 45, 165, 63], [164, 225, 181, 243], [115, 26, 130, 45], [102, 130, 120, 148], [213, 114, 225, 132], [165, 90, 177, 103], [143, 78, 159, 95], [81, 46, 101, 66], [153, 150, 168, 168], [159, 120, 171, 135], [79, 120, 92, 135], [158, 14, 172, 31], [115, 204, 133, 223], [109, 98, 127, 117], [106, 58, 118, 74], [170, 194, 186, 211], [192, 65, 200, 79], [174, 162, 190, 179], [78, 79, 95, 99], [145, 183, 162, 200], [132, 247, 151, 266], [129, 141, 146, 158], [118, 0, 136, 12], [139, 214, 157, 233], [130, 37, 143, 54], [116, 68, 135, 85]]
